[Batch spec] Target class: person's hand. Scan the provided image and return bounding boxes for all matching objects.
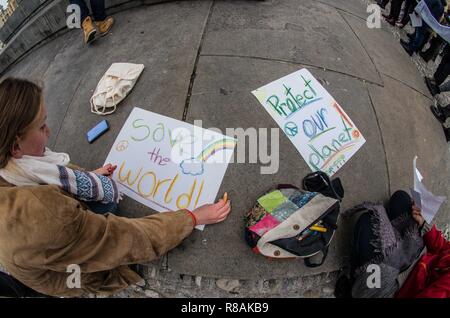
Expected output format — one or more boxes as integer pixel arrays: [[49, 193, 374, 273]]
[[412, 203, 425, 227], [192, 199, 231, 225], [92, 163, 117, 177]]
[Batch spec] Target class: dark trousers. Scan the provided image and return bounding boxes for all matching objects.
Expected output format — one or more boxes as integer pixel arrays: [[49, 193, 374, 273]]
[[434, 46, 450, 85], [69, 0, 106, 23], [0, 200, 118, 297], [388, 0, 405, 20], [421, 36, 445, 62], [0, 272, 46, 298], [400, 0, 416, 25], [351, 191, 413, 269], [409, 25, 430, 53]]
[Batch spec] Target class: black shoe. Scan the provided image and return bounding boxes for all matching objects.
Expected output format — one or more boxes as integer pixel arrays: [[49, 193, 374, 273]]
[[445, 128, 450, 142], [384, 17, 396, 26], [419, 51, 431, 62], [400, 40, 413, 56], [430, 105, 446, 123], [334, 274, 353, 298], [425, 77, 440, 96]]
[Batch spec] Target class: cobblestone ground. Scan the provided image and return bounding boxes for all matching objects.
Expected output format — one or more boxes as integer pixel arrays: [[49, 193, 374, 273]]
[[102, 0, 449, 298], [103, 265, 340, 298]]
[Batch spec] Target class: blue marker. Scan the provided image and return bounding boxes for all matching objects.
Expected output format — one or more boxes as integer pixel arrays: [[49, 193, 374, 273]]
[[87, 120, 109, 143]]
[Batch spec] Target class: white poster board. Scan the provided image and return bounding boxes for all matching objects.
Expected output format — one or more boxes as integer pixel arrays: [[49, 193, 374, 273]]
[[104, 107, 236, 230], [252, 68, 366, 176]]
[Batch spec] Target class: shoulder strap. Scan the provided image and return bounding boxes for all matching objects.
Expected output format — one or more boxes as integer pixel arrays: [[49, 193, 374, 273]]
[[302, 171, 343, 202], [304, 246, 329, 268]]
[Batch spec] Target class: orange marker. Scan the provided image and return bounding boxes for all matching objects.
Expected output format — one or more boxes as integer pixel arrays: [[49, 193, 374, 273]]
[[223, 192, 228, 203]]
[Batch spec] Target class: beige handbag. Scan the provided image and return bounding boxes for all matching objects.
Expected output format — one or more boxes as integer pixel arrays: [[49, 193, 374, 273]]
[[90, 63, 145, 115]]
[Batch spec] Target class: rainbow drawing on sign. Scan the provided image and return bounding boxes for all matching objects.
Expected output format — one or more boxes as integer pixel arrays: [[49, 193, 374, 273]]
[[198, 138, 237, 161], [180, 138, 237, 176]]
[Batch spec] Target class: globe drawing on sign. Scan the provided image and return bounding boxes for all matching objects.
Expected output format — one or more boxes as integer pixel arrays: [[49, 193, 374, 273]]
[[284, 122, 298, 138], [116, 140, 129, 152]]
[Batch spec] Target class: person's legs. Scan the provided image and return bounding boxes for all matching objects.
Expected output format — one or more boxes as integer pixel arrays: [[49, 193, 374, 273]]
[[430, 104, 450, 124], [0, 272, 45, 297], [0, 272, 24, 297], [399, 0, 415, 25], [69, 0, 90, 23], [433, 47, 450, 85], [351, 211, 381, 270], [444, 127, 450, 142], [430, 102, 450, 123], [400, 26, 424, 56], [427, 49, 450, 94], [441, 104, 450, 118], [69, 0, 97, 44], [89, 0, 114, 37], [418, 30, 432, 53], [89, 0, 107, 22], [410, 26, 429, 53], [420, 36, 444, 62], [438, 80, 450, 94], [385, 0, 404, 21], [387, 190, 412, 221]]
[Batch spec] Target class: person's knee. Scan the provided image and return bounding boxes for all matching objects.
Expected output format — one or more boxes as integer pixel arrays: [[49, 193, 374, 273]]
[[352, 211, 378, 267], [354, 211, 376, 242], [388, 190, 412, 221]]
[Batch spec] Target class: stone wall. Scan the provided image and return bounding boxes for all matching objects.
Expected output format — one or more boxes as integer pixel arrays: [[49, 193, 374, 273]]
[[0, 0, 175, 74]]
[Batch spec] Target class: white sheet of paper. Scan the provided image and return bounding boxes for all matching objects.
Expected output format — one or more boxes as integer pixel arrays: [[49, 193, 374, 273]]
[[412, 156, 446, 224], [252, 68, 366, 176], [410, 188, 422, 209], [104, 107, 236, 230]]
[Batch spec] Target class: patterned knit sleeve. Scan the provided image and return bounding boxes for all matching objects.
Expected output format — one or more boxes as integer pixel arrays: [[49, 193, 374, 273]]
[[57, 165, 121, 204]]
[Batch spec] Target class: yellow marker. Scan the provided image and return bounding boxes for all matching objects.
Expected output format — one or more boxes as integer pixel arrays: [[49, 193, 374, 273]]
[[310, 225, 327, 233], [223, 192, 228, 203]]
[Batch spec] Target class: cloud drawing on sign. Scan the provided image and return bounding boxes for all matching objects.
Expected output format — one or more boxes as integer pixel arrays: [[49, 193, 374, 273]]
[[180, 157, 204, 176]]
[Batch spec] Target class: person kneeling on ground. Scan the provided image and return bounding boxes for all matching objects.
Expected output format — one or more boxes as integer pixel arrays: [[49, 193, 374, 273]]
[[0, 78, 231, 297], [336, 190, 449, 298]]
